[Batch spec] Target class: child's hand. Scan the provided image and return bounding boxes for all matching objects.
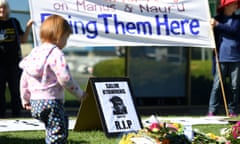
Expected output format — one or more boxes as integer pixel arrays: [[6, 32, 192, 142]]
[[80, 92, 88, 102], [24, 103, 31, 110]]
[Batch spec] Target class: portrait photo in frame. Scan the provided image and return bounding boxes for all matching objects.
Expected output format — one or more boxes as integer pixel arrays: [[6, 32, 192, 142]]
[[74, 77, 143, 137]]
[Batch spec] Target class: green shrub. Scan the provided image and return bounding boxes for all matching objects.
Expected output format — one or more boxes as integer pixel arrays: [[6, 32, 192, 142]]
[[190, 60, 213, 105], [190, 60, 213, 81], [93, 58, 125, 77]]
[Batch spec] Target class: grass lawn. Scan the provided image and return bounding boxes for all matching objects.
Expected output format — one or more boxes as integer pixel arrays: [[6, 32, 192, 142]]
[[0, 129, 121, 144], [0, 117, 237, 144]]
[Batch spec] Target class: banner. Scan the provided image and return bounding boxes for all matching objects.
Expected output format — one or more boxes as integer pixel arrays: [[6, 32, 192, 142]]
[[29, 0, 215, 48]]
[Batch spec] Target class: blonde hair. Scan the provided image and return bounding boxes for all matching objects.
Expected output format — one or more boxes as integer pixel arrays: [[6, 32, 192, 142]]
[[0, 0, 9, 18], [40, 15, 72, 44]]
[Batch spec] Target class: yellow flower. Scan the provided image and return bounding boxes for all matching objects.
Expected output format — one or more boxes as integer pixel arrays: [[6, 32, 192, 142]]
[[172, 123, 180, 129], [118, 133, 136, 144], [206, 133, 217, 140]]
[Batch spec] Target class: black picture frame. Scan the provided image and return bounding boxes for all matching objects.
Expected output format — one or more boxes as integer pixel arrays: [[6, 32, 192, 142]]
[[90, 77, 143, 137]]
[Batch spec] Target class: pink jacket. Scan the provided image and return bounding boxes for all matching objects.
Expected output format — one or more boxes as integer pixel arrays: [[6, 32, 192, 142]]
[[19, 43, 84, 107]]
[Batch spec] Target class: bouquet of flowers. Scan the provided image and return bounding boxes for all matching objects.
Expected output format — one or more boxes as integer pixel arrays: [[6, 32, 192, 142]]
[[192, 121, 240, 144], [219, 121, 240, 144], [140, 121, 190, 144], [192, 130, 229, 144], [119, 119, 240, 144], [119, 121, 190, 144]]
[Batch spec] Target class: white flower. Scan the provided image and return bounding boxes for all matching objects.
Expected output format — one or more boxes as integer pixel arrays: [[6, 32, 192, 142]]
[[220, 128, 231, 136]]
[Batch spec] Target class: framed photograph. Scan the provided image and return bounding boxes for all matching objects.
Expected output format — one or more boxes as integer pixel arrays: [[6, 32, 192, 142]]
[[90, 77, 143, 137]]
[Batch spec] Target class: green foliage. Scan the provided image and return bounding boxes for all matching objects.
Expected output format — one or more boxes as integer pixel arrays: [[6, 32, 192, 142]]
[[190, 60, 213, 81], [5, 87, 10, 103], [190, 60, 213, 105], [92, 58, 125, 77]]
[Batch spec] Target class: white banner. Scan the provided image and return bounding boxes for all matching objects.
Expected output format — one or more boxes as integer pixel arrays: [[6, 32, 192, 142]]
[[29, 0, 215, 48]]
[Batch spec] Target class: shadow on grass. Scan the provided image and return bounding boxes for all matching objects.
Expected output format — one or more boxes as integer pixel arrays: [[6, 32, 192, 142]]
[[0, 136, 89, 144]]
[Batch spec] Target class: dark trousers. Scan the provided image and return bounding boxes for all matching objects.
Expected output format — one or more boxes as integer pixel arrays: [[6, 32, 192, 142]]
[[31, 100, 68, 144], [0, 63, 22, 117]]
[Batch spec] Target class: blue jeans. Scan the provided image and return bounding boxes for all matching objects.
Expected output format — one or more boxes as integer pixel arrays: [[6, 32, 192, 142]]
[[208, 62, 240, 114]]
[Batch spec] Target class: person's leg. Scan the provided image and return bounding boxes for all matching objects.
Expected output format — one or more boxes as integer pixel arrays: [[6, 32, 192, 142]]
[[30, 100, 51, 144], [6, 65, 22, 117], [208, 63, 227, 115], [228, 62, 240, 115], [45, 100, 68, 144], [30, 100, 68, 144], [0, 66, 7, 117]]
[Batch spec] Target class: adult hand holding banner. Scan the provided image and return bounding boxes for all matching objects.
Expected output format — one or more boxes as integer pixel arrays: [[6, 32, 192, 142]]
[[29, 0, 215, 48]]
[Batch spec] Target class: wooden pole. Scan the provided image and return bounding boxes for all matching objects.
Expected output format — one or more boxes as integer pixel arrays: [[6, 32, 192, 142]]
[[213, 48, 229, 116]]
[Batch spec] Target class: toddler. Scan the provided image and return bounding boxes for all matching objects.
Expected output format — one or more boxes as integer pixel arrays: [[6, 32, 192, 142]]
[[19, 14, 88, 144]]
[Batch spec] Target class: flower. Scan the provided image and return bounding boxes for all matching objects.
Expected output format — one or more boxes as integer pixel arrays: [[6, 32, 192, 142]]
[[192, 130, 228, 144], [149, 122, 161, 132], [119, 120, 240, 144], [206, 133, 218, 140], [232, 121, 240, 139], [124, 121, 190, 144], [193, 122, 240, 144]]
